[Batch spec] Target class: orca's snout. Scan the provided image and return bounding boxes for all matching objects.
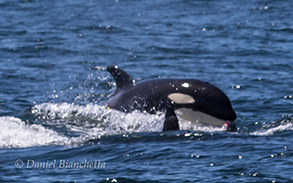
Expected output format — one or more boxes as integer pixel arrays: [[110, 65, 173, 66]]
[[224, 121, 236, 132]]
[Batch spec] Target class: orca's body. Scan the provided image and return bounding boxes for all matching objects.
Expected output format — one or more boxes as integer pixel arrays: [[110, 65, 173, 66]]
[[107, 66, 237, 131]]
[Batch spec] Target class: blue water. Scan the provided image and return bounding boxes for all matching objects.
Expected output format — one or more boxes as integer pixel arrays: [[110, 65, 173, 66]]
[[1, 0, 293, 182]]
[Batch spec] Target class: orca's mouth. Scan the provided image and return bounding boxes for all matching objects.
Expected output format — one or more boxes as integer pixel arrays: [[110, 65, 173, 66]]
[[224, 121, 236, 132]]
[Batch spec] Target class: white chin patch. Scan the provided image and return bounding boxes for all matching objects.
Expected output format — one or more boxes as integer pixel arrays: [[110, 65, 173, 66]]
[[168, 93, 195, 104], [175, 108, 226, 127]]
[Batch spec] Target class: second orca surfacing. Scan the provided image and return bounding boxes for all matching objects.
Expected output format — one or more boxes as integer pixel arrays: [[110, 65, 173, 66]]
[[106, 66, 237, 132]]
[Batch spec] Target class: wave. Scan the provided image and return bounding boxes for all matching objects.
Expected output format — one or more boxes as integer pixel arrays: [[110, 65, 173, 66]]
[[31, 102, 164, 135], [0, 116, 69, 148], [251, 115, 293, 136], [1, 102, 227, 148], [3, 102, 291, 148]]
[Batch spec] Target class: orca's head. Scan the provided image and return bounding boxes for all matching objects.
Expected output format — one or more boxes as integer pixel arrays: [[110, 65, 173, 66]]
[[167, 80, 237, 132]]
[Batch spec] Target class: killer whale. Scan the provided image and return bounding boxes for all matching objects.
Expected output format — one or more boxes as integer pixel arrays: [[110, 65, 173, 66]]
[[106, 66, 237, 131]]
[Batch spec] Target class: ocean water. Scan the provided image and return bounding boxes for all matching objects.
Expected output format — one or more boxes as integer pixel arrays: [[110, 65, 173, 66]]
[[0, 0, 292, 182]]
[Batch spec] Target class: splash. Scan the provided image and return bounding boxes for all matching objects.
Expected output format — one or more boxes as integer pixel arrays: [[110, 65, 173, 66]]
[[31, 102, 164, 135], [178, 119, 225, 132], [251, 116, 293, 136], [0, 116, 69, 148], [1, 102, 228, 148]]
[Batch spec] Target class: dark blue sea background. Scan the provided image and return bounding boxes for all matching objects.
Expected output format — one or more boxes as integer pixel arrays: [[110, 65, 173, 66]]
[[0, 0, 292, 182]]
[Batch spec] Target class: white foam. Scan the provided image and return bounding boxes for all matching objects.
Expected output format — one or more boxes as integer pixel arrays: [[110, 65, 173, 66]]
[[1, 102, 229, 148], [31, 102, 108, 120], [0, 116, 69, 148], [251, 122, 293, 136], [32, 102, 164, 135], [178, 118, 226, 132]]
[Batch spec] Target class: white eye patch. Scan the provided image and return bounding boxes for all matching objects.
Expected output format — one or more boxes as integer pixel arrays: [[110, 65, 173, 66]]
[[168, 93, 195, 104]]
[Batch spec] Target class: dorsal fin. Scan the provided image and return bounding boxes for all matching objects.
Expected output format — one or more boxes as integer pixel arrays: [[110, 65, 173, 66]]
[[107, 66, 135, 91]]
